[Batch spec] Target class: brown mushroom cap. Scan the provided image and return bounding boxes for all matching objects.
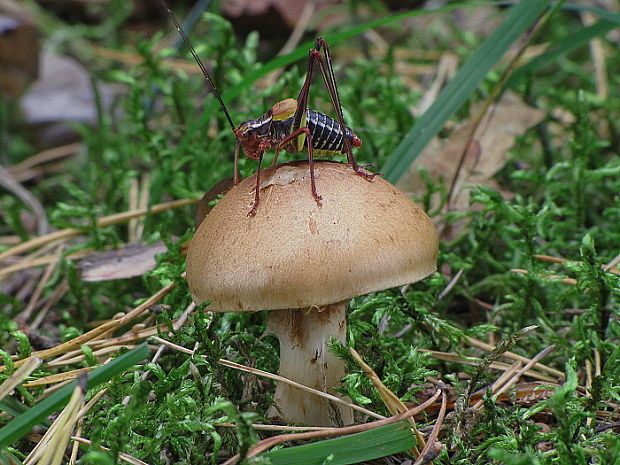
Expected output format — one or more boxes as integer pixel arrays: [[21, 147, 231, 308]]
[[186, 160, 438, 311]]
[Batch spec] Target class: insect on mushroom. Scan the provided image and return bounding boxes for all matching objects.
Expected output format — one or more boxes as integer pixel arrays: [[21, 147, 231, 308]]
[[158, 0, 375, 215]]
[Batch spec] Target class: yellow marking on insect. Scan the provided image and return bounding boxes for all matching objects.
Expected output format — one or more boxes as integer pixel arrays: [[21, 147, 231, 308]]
[[297, 109, 308, 152], [271, 98, 297, 121], [314, 148, 342, 158]]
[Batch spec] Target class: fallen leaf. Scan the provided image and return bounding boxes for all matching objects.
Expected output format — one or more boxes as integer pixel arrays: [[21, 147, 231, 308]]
[[78, 242, 168, 282], [20, 51, 118, 125], [398, 91, 545, 239]]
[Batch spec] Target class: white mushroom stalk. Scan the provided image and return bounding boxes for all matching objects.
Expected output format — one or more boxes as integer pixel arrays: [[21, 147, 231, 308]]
[[186, 160, 438, 426], [266, 302, 351, 425]]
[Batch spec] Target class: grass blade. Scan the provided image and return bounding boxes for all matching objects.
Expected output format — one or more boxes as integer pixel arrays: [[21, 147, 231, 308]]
[[506, 18, 618, 89], [382, 0, 552, 183], [262, 422, 417, 465], [564, 5, 620, 25], [0, 343, 149, 448]]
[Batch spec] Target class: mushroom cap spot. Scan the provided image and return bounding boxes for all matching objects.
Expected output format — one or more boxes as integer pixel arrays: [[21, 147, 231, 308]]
[[186, 160, 438, 312]]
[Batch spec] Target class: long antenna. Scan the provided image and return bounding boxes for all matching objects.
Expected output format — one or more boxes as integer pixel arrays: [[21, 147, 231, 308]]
[[159, 0, 236, 130]]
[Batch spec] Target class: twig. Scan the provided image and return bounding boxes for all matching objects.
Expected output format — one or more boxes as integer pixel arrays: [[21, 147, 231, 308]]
[[0, 357, 41, 401], [350, 347, 424, 455], [260, 0, 318, 89], [413, 388, 447, 465], [533, 253, 620, 275], [70, 436, 148, 465], [585, 358, 593, 428], [47, 345, 139, 367], [24, 374, 87, 465], [0, 163, 49, 235], [128, 178, 140, 242], [0, 249, 91, 279], [581, 10, 608, 99], [466, 336, 563, 380], [0, 198, 197, 263], [277, 0, 317, 57], [128, 174, 151, 242], [472, 361, 522, 410], [123, 303, 196, 405], [217, 422, 334, 432], [603, 252, 620, 273], [6, 142, 81, 182], [15, 243, 64, 324], [418, 349, 556, 383], [474, 346, 556, 410], [150, 336, 194, 355], [416, 53, 458, 116], [438, 268, 464, 300], [30, 278, 69, 330], [511, 268, 577, 286], [2, 280, 176, 371], [24, 366, 93, 387]]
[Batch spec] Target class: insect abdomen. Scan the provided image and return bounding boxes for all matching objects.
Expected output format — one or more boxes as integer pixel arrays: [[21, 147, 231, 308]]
[[306, 110, 357, 153]]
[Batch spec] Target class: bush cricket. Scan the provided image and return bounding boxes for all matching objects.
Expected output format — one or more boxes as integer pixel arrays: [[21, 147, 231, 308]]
[[159, 0, 374, 215]]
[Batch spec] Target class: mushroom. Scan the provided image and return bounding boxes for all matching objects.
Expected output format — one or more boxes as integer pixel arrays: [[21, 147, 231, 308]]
[[186, 160, 438, 426]]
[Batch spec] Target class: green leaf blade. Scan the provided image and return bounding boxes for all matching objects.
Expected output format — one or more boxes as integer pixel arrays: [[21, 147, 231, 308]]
[[0, 343, 149, 448], [263, 422, 417, 465]]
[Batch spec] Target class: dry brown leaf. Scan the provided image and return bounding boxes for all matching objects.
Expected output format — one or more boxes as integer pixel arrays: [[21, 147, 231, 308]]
[[78, 241, 168, 282], [398, 91, 545, 239], [20, 52, 117, 125]]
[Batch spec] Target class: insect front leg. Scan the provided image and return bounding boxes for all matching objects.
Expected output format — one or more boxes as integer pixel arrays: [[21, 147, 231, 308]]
[[248, 151, 265, 217], [246, 139, 276, 216], [234, 141, 241, 185], [275, 128, 322, 204]]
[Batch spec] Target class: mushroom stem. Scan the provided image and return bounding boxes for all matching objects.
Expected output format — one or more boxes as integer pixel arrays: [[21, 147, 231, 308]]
[[265, 300, 354, 426]]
